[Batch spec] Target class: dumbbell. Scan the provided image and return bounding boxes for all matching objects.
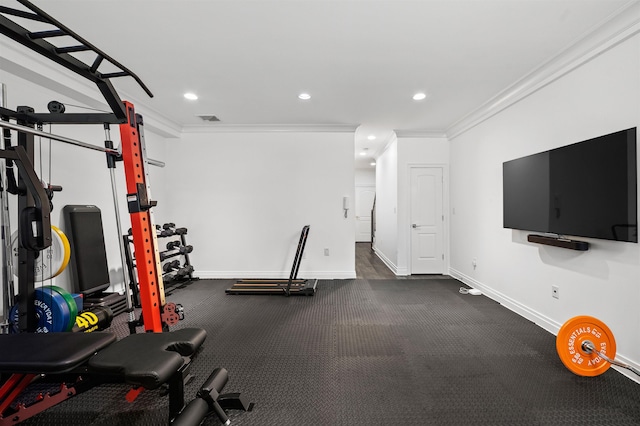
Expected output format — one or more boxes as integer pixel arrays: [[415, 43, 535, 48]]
[[166, 240, 192, 252], [163, 260, 181, 273], [163, 260, 194, 277], [155, 225, 174, 237], [167, 241, 180, 250], [178, 245, 193, 254], [175, 265, 194, 277], [160, 246, 193, 262]]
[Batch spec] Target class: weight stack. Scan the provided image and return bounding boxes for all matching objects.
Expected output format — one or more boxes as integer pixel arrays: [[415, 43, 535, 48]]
[[83, 292, 128, 317]]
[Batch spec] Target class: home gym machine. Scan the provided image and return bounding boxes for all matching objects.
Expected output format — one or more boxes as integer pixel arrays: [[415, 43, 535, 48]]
[[0, 0, 173, 334], [0, 1, 250, 424], [226, 225, 318, 296]]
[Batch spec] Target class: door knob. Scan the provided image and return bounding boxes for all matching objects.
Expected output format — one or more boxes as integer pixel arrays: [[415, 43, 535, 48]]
[[412, 224, 417, 228]]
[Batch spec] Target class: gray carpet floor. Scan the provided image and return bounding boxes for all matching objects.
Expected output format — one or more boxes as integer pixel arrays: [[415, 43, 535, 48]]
[[17, 278, 640, 425]]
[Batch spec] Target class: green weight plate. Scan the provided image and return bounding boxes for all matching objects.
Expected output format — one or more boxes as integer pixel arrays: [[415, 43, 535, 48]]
[[47, 285, 78, 332]]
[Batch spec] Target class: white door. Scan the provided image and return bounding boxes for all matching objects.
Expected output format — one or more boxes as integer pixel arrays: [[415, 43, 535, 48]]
[[410, 167, 444, 274], [355, 185, 376, 242]]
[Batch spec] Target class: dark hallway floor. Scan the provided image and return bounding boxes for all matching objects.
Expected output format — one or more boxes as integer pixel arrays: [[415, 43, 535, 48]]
[[355, 242, 449, 280]]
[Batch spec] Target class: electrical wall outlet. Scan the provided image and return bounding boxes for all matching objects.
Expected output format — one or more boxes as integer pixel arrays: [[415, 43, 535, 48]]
[[552, 285, 559, 299]]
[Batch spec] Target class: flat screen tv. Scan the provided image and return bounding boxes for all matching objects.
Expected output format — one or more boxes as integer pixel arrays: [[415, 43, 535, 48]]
[[503, 128, 637, 243]]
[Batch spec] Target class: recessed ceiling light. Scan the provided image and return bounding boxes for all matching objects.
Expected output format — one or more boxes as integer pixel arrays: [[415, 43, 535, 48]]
[[370, 162, 376, 166], [184, 92, 198, 100], [413, 92, 427, 101], [359, 152, 367, 156], [367, 135, 376, 140], [298, 93, 311, 100]]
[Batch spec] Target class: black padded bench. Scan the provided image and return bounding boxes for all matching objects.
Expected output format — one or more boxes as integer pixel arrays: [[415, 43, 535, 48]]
[[89, 328, 206, 389], [0, 328, 212, 425], [0, 332, 117, 374]]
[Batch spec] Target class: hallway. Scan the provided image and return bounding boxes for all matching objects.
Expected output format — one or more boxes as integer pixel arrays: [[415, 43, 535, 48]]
[[355, 243, 449, 280], [355, 242, 397, 279]]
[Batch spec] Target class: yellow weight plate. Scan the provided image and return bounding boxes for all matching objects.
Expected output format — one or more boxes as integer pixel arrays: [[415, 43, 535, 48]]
[[50, 226, 71, 278]]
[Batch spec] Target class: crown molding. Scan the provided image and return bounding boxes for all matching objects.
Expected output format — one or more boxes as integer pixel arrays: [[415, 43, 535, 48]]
[[394, 130, 447, 138], [446, 0, 640, 140], [375, 132, 398, 159], [180, 123, 359, 133]]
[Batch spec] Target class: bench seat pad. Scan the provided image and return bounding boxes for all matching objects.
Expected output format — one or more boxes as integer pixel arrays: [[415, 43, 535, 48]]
[[0, 332, 117, 373], [88, 328, 207, 389]]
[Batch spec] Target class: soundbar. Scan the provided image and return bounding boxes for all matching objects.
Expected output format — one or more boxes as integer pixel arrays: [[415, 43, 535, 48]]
[[527, 234, 590, 251]]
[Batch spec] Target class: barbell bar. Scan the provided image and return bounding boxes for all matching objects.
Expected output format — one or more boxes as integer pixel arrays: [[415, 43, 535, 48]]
[[0, 119, 165, 167]]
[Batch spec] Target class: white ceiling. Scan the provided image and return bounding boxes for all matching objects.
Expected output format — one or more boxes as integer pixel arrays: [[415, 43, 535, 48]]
[[4, 0, 633, 168]]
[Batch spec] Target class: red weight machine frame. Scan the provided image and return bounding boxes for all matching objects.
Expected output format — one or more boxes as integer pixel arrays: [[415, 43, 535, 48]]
[[119, 102, 166, 332]]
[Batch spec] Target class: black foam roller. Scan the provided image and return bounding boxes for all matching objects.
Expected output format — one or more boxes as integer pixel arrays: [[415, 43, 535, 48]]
[[171, 398, 210, 426]]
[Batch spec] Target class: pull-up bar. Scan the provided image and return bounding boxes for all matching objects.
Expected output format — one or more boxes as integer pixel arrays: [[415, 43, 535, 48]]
[[0, 120, 165, 167]]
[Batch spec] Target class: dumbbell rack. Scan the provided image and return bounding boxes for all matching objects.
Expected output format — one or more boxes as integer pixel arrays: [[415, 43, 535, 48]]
[[123, 224, 198, 308]]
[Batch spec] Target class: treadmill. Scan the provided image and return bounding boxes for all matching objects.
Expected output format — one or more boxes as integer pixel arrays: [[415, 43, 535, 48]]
[[225, 225, 317, 296]]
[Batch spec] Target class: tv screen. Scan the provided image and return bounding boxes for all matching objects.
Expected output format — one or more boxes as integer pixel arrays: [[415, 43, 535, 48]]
[[503, 128, 637, 243]]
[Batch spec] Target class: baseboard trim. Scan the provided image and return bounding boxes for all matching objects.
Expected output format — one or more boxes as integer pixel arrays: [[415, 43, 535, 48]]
[[195, 270, 356, 280], [448, 267, 640, 384], [373, 248, 400, 275], [448, 267, 561, 334]]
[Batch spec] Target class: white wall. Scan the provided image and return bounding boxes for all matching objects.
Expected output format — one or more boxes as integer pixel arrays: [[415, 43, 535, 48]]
[[396, 136, 450, 274], [374, 136, 398, 269], [0, 37, 356, 323], [164, 130, 356, 279], [449, 32, 640, 371], [355, 168, 375, 185]]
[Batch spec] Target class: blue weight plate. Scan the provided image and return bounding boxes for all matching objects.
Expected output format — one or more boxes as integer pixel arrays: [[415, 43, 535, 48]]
[[9, 296, 68, 333], [9, 288, 71, 333], [34, 287, 70, 333], [9, 303, 52, 333], [9, 304, 19, 333]]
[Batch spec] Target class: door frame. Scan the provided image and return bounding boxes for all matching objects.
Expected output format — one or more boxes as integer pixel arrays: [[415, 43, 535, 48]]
[[405, 164, 449, 275]]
